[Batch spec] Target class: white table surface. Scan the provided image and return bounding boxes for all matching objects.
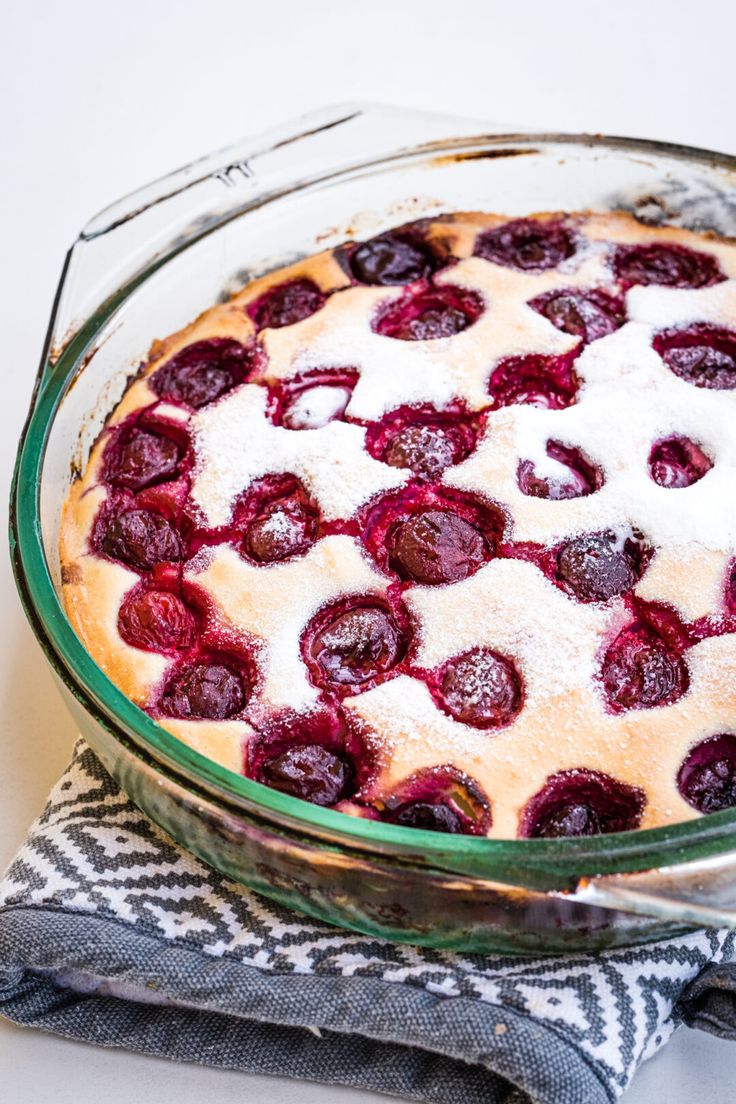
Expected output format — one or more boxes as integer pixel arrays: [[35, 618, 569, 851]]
[[2, 1, 735, 1099]]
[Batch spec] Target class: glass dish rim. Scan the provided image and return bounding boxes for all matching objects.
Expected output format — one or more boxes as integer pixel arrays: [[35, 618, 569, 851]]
[[11, 119, 736, 882]]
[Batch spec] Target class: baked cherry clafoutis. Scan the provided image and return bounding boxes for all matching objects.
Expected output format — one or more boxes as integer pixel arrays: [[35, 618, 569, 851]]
[[60, 209, 736, 839]]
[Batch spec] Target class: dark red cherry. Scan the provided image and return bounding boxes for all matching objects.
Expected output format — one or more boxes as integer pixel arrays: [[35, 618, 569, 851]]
[[248, 278, 325, 330], [383, 424, 459, 479], [613, 243, 723, 288], [601, 625, 688, 712], [678, 734, 736, 813], [389, 510, 487, 585], [243, 500, 315, 563], [474, 218, 575, 271], [151, 339, 250, 408], [383, 766, 491, 835], [235, 476, 319, 565], [161, 662, 245, 720], [653, 326, 736, 390], [391, 802, 463, 832], [436, 649, 522, 728], [648, 436, 713, 488], [556, 531, 643, 603], [350, 232, 435, 286], [522, 769, 644, 838], [529, 288, 624, 344], [107, 428, 181, 492], [246, 703, 359, 786], [518, 441, 602, 500], [259, 744, 351, 806], [374, 286, 482, 341], [366, 409, 479, 479], [100, 509, 182, 571], [308, 604, 403, 690], [488, 353, 579, 410], [726, 561, 736, 615], [118, 589, 196, 652], [536, 803, 601, 838]]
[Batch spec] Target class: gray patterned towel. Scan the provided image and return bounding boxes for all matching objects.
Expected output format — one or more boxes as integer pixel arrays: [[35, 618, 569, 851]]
[[1, 742, 735, 1104]]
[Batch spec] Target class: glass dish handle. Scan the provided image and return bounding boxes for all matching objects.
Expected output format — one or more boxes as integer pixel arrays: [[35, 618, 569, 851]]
[[569, 852, 736, 928], [40, 102, 517, 387]]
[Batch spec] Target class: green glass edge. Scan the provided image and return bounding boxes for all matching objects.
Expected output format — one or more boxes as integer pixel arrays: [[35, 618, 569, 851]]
[[10, 129, 736, 890]]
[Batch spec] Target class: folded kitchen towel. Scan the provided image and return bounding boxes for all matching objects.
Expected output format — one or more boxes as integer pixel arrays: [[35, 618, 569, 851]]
[[1, 740, 735, 1104]]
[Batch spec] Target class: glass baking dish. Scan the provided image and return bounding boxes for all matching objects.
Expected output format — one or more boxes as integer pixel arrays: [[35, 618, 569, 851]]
[[11, 103, 736, 954]]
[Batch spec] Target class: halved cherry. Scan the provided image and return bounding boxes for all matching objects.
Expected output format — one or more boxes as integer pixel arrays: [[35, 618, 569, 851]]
[[521, 768, 645, 838], [647, 436, 713, 488], [248, 278, 325, 330], [349, 230, 436, 286], [382, 766, 491, 835], [118, 589, 196, 653], [529, 288, 624, 344], [106, 427, 181, 492], [517, 441, 602, 500], [600, 623, 688, 712], [653, 325, 736, 390], [474, 218, 575, 271], [99, 507, 182, 571], [556, 530, 647, 603], [488, 352, 579, 410], [151, 338, 251, 408], [373, 285, 483, 341], [613, 243, 723, 288], [160, 661, 246, 720], [432, 648, 523, 728], [678, 734, 736, 814], [304, 600, 406, 694]]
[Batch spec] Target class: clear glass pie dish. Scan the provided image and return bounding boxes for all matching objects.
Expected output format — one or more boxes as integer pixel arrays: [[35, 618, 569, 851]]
[[10, 103, 736, 954]]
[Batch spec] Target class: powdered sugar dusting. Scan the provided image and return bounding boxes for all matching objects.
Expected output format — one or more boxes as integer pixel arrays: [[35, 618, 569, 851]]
[[407, 558, 609, 702], [346, 626, 736, 836], [258, 508, 293, 540], [448, 321, 736, 554], [187, 536, 388, 711], [259, 256, 610, 420], [628, 280, 736, 329], [190, 385, 408, 526], [283, 384, 352, 429]]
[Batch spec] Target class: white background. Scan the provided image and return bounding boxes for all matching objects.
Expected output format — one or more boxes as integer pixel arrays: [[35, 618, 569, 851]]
[[2, 1, 736, 1099]]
